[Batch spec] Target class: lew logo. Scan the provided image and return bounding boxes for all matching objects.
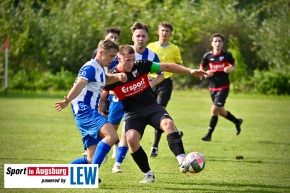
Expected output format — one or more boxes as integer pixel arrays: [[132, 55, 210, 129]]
[[4, 164, 99, 188]]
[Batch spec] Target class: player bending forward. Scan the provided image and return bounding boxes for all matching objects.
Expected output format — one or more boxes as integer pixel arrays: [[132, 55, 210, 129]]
[[104, 45, 207, 183]]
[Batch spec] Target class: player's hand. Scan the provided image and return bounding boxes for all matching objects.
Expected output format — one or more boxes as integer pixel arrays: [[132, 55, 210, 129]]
[[224, 66, 233, 73], [190, 69, 208, 80], [205, 70, 214, 78], [54, 96, 69, 112], [118, 73, 127, 82]]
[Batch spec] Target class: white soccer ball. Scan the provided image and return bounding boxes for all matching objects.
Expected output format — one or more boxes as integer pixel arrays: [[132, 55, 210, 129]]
[[184, 152, 206, 174]]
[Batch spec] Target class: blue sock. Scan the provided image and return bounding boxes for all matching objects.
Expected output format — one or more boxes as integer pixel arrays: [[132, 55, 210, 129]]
[[92, 141, 111, 167], [116, 146, 129, 164], [70, 157, 88, 164]]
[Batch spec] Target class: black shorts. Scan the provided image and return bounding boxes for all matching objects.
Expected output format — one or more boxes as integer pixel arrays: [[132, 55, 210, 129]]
[[124, 103, 172, 137], [210, 88, 229, 107], [152, 78, 173, 107], [101, 96, 110, 115]]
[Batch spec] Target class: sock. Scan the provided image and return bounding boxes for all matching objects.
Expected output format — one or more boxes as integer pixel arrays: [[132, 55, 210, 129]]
[[167, 132, 185, 156], [131, 146, 150, 173], [70, 157, 88, 164], [152, 130, 162, 148], [91, 141, 111, 167], [176, 154, 186, 165], [146, 170, 153, 176], [115, 146, 129, 164], [208, 116, 218, 135], [225, 111, 238, 123]]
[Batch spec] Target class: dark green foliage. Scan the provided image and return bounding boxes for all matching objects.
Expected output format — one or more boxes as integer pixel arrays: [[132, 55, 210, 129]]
[[0, 0, 288, 94], [8, 67, 76, 91]]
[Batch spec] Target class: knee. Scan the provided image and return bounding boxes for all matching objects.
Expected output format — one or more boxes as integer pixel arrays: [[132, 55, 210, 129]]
[[160, 118, 175, 132], [126, 136, 137, 146], [110, 132, 119, 144]]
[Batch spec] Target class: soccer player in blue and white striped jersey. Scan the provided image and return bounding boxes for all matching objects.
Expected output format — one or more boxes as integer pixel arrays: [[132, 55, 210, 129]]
[[54, 39, 127, 182]]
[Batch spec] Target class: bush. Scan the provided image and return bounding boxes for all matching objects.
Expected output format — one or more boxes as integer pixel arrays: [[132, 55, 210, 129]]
[[233, 69, 290, 95], [9, 68, 76, 91]]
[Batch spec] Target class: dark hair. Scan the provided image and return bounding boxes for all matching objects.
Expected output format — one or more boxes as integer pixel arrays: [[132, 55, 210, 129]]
[[130, 22, 148, 33], [158, 21, 173, 32], [98, 39, 119, 52], [211, 33, 224, 41], [119, 45, 135, 55], [106, 27, 121, 36]]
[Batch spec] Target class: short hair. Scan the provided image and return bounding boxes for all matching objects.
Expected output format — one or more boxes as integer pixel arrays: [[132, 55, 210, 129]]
[[158, 21, 173, 32], [130, 22, 148, 34], [98, 39, 119, 52], [119, 45, 135, 56], [211, 33, 224, 41], [106, 27, 121, 36]]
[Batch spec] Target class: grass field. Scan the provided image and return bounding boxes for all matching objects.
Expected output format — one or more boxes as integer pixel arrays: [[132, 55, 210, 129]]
[[0, 90, 289, 193]]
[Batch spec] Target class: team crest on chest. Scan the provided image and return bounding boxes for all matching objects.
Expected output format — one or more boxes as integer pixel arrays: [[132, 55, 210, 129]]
[[219, 56, 224, 61], [132, 69, 139, 77]]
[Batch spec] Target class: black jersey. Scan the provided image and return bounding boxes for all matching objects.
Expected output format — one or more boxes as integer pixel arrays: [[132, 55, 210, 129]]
[[104, 60, 157, 113], [200, 50, 235, 91]]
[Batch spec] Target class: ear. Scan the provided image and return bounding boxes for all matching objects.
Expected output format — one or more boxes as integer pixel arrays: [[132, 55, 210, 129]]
[[99, 49, 104, 56]]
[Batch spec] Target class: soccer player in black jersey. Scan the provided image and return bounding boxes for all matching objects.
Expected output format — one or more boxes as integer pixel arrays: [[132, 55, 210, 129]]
[[104, 45, 207, 183], [200, 33, 243, 141]]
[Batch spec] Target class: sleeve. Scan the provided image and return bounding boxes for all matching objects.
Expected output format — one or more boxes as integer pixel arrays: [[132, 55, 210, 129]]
[[108, 56, 119, 69], [200, 53, 208, 70], [78, 65, 95, 83], [228, 52, 236, 65], [173, 45, 183, 64]]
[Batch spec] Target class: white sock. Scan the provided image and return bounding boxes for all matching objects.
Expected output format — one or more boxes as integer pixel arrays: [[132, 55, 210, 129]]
[[114, 162, 121, 167], [146, 170, 153, 176], [176, 154, 186, 165]]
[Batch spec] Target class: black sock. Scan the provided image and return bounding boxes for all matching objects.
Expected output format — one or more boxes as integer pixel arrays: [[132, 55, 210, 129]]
[[225, 111, 238, 123], [208, 116, 218, 135], [152, 130, 162, 148], [167, 132, 185, 156], [131, 146, 150, 173]]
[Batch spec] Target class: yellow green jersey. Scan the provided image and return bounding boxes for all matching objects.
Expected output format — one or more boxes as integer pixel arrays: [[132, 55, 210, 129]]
[[147, 41, 183, 78]]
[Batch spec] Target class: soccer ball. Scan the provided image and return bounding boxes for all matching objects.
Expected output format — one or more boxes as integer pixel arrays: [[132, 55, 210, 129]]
[[184, 152, 206, 174]]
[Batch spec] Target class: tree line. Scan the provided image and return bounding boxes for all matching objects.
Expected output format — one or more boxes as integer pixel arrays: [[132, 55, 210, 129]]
[[0, 0, 289, 94]]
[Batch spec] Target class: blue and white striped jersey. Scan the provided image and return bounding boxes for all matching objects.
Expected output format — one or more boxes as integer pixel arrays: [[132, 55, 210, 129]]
[[135, 48, 160, 62], [71, 59, 106, 114]]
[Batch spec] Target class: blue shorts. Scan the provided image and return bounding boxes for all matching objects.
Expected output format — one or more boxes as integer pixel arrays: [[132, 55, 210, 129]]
[[108, 95, 124, 125], [74, 108, 108, 150]]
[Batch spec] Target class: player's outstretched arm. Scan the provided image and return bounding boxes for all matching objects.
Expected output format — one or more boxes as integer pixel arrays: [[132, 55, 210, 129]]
[[54, 78, 87, 112], [159, 63, 208, 79]]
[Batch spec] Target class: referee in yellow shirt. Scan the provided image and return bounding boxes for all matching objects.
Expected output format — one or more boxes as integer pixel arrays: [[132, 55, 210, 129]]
[[147, 21, 183, 157]]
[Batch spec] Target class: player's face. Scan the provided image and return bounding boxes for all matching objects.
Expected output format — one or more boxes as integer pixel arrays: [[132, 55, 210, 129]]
[[119, 53, 135, 72], [100, 49, 118, 67], [157, 26, 172, 41], [211, 37, 223, 52], [132, 29, 148, 50], [105, 33, 119, 43]]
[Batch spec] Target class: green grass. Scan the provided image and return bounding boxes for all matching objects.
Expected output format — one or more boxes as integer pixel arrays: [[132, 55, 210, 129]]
[[0, 90, 289, 193]]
